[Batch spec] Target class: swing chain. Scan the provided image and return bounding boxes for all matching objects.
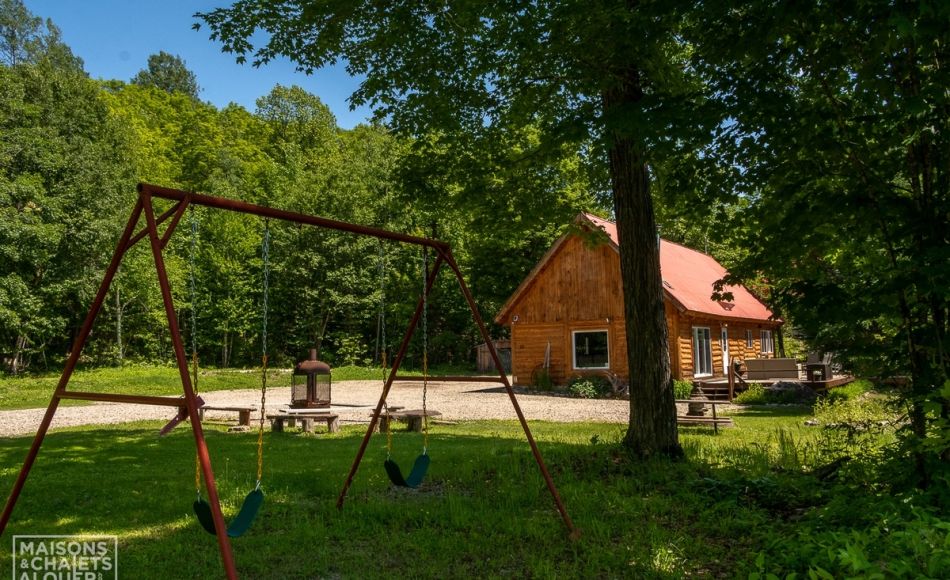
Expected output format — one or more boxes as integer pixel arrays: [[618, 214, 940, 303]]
[[189, 208, 202, 498], [379, 242, 393, 459], [256, 221, 271, 486], [422, 246, 429, 453]]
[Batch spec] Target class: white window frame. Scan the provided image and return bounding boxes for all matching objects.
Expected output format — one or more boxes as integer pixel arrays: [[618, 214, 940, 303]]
[[572, 329, 610, 370], [760, 329, 774, 354], [746, 329, 754, 348], [692, 327, 713, 378]]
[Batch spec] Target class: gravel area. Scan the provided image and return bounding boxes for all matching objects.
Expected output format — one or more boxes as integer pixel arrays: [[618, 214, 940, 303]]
[[0, 380, 638, 437]]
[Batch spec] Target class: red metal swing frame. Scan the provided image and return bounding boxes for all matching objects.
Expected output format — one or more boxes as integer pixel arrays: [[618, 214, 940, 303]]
[[0, 183, 578, 579]]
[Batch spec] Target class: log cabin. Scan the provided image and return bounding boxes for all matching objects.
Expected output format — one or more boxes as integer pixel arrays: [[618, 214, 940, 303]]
[[494, 213, 782, 385]]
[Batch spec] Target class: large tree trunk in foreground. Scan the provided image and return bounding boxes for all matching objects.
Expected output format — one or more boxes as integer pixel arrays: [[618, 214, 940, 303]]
[[605, 81, 682, 459]]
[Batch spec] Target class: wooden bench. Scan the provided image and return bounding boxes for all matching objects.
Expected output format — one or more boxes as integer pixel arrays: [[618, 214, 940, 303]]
[[371, 409, 442, 432], [267, 413, 340, 433], [199, 405, 257, 427], [674, 399, 734, 434], [744, 358, 799, 380]]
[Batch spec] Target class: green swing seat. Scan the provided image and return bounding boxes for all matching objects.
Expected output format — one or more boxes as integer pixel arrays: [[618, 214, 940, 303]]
[[193, 488, 264, 538], [384, 453, 430, 488]]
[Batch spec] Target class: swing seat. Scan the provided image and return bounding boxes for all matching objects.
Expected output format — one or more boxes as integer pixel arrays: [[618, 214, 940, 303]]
[[193, 488, 264, 538], [384, 453, 430, 488]]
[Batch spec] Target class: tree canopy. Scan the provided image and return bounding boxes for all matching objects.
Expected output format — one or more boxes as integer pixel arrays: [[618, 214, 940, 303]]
[[196, 0, 714, 458], [131, 50, 201, 99]]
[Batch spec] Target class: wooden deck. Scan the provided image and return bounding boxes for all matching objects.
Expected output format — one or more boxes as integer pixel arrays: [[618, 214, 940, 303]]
[[696, 375, 856, 400]]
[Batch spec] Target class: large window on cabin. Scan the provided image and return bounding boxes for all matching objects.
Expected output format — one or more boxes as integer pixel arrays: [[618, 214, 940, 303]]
[[572, 330, 609, 369], [693, 327, 713, 377]]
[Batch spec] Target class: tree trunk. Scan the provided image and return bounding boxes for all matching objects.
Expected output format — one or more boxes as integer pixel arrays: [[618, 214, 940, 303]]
[[9, 335, 28, 374], [115, 281, 124, 363], [222, 329, 230, 368], [604, 80, 682, 459]]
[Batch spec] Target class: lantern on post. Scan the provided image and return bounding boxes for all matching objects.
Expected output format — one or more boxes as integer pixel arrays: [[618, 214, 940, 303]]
[[291, 349, 331, 408]]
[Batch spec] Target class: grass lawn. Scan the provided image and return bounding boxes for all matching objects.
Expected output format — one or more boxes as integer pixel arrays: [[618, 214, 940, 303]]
[[0, 408, 826, 578], [0, 365, 453, 410]]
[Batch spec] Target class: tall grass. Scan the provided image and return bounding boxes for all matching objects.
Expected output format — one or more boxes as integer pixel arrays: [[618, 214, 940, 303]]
[[0, 388, 943, 578]]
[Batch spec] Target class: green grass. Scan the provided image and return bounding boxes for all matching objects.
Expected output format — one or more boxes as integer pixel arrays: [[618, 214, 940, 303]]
[[0, 408, 831, 578], [1, 394, 944, 578], [0, 364, 474, 410]]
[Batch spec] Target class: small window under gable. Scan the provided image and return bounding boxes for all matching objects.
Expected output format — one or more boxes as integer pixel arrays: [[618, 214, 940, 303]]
[[746, 329, 754, 348]]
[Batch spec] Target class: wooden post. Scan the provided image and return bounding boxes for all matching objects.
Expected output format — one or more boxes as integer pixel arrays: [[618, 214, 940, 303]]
[[728, 366, 735, 402]]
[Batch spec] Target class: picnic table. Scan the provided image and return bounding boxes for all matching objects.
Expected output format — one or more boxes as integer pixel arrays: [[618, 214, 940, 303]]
[[267, 412, 340, 433], [198, 405, 256, 427]]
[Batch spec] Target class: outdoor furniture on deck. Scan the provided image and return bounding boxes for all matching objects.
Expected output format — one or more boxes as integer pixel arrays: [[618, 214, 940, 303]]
[[744, 358, 798, 380]]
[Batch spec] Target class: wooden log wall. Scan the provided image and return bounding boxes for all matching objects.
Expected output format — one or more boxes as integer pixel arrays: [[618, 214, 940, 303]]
[[504, 233, 781, 385]]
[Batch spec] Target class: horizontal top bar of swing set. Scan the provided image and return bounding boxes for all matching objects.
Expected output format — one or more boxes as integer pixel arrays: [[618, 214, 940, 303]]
[[138, 183, 449, 250]]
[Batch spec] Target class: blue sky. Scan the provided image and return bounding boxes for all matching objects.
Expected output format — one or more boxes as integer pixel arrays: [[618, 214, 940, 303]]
[[24, 0, 372, 129]]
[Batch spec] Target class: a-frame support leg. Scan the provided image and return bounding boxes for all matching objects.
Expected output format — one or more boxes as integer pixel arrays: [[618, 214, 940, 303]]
[[337, 254, 445, 508], [439, 247, 579, 539], [335, 246, 578, 539], [0, 199, 144, 534], [141, 192, 238, 579]]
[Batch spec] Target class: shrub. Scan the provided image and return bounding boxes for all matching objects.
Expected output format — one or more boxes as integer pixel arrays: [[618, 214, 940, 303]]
[[824, 378, 873, 403], [734, 382, 816, 405], [673, 379, 694, 400], [532, 367, 553, 391], [735, 383, 768, 404], [567, 376, 611, 399], [810, 392, 897, 463]]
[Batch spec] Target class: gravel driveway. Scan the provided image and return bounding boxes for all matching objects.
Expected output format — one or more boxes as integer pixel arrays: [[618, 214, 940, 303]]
[[0, 380, 634, 437]]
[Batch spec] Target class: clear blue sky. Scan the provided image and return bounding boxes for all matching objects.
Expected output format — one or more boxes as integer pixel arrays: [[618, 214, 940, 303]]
[[24, 0, 372, 129]]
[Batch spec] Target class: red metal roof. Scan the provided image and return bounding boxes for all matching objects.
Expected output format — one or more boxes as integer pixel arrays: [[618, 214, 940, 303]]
[[583, 214, 776, 323]]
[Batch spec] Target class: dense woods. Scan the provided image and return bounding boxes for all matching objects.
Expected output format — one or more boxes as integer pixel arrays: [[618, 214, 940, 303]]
[[0, 3, 603, 376]]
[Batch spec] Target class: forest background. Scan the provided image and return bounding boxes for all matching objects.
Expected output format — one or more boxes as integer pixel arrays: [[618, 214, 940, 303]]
[[2, 0, 946, 435], [0, 4, 617, 374]]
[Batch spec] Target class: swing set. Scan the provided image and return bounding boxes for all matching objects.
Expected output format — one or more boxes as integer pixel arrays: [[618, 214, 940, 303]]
[[188, 211, 270, 538], [0, 183, 578, 579]]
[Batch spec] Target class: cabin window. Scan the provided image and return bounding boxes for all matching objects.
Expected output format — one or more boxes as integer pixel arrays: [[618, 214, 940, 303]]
[[692, 327, 712, 377], [760, 330, 774, 354], [746, 330, 754, 348], [572, 330, 609, 369]]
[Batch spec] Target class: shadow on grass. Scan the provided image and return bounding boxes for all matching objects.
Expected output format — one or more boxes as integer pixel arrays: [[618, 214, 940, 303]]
[[730, 405, 813, 418]]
